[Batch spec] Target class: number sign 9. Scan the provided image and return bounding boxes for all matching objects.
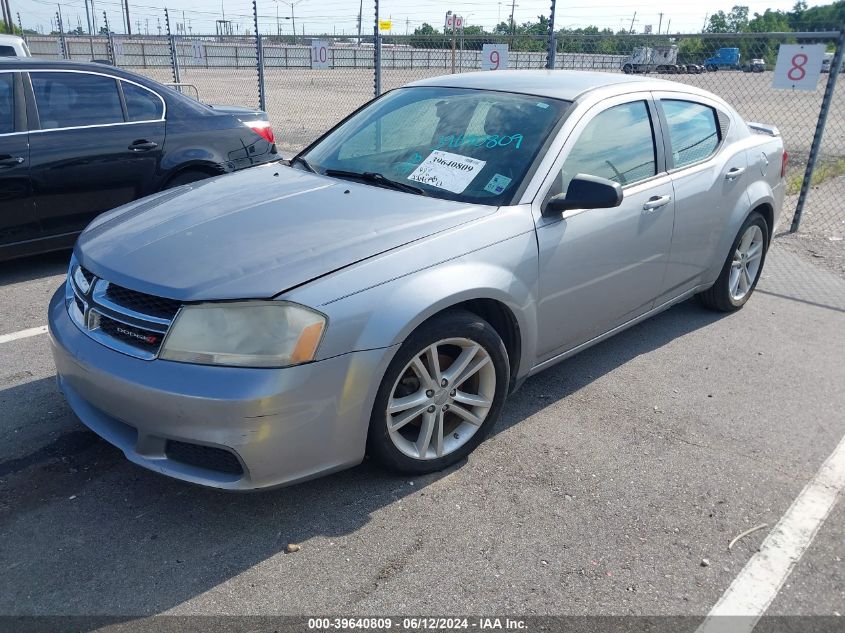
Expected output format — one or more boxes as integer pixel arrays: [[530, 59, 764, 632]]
[[482, 44, 508, 71], [311, 40, 330, 69]]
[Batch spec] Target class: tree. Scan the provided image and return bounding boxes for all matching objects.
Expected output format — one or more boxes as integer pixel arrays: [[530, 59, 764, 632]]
[[706, 5, 750, 33]]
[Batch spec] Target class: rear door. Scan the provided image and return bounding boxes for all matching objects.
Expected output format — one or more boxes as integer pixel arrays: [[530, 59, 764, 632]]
[[653, 93, 750, 301], [26, 70, 165, 237], [0, 70, 37, 249]]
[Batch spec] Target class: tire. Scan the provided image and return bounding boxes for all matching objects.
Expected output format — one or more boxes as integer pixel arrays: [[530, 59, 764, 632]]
[[622, 64, 633, 74], [697, 212, 769, 312], [163, 169, 213, 190], [367, 309, 510, 475]]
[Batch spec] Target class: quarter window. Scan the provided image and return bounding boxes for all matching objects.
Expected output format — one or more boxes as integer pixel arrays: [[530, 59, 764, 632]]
[[556, 100, 656, 194], [122, 81, 164, 122], [0, 73, 13, 134], [662, 100, 720, 168], [32, 72, 124, 130]]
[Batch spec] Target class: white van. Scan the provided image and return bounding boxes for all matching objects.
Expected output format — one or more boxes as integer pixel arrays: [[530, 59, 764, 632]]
[[0, 34, 31, 57]]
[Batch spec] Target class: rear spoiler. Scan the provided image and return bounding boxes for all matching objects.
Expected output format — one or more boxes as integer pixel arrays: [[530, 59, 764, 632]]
[[747, 121, 780, 137]]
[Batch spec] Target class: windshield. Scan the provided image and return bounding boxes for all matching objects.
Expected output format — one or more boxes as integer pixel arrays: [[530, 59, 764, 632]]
[[300, 86, 570, 205]]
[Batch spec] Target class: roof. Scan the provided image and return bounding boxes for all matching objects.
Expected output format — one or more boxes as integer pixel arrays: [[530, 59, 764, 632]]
[[407, 69, 671, 101], [0, 57, 113, 69], [0, 34, 25, 43]]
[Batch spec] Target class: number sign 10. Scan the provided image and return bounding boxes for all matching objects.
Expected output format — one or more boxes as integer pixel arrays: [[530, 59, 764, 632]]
[[311, 40, 330, 69], [482, 44, 508, 71]]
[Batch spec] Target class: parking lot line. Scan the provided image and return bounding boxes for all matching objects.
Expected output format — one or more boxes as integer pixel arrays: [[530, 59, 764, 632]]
[[0, 325, 48, 345], [696, 433, 845, 632]]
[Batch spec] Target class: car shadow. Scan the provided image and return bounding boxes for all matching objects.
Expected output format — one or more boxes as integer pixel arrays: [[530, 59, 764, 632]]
[[0, 250, 71, 285], [0, 298, 726, 617]]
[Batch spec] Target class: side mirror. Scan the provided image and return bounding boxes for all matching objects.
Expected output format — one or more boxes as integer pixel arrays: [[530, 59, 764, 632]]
[[542, 174, 623, 217]]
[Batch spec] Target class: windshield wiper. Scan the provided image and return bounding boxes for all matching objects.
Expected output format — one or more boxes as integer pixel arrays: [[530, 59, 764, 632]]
[[290, 155, 318, 173], [323, 169, 427, 196]]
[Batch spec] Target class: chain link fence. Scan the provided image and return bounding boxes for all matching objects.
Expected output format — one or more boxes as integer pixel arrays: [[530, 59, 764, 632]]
[[21, 21, 845, 243]]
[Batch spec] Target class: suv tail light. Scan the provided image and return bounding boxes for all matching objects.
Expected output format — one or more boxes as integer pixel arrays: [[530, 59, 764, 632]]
[[781, 150, 788, 178], [245, 120, 275, 145]]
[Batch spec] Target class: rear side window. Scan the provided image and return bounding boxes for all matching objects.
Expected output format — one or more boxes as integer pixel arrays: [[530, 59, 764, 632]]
[[0, 73, 13, 134], [661, 100, 720, 168], [32, 72, 124, 130], [0, 46, 17, 56], [122, 81, 164, 122], [556, 100, 656, 192]]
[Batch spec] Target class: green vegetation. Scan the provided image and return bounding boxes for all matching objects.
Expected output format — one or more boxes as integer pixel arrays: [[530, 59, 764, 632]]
[[787, 158, 845, 195]]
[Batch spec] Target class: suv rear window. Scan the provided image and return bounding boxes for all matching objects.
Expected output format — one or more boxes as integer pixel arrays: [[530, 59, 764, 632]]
[[32, 72, 124, 130], [0, 73, 13, 134], [0, 46, 17, 56]]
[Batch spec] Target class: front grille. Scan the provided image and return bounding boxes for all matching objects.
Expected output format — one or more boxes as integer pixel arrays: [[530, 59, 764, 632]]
[[68, 264, 182, 360], [105, 284, 181, 321], [97, 313, 165, 351], [165, 440, 244, 476]]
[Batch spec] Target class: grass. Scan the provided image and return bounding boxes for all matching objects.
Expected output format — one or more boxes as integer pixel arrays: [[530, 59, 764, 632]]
[[787, 157, 845, 195]]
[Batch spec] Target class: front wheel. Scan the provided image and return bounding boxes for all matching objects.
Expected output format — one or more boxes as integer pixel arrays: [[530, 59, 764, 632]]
[[697, 212, 768, 312], [367, 310, 510, 475]]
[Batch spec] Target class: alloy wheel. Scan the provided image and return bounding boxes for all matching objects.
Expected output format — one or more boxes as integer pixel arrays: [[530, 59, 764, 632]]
[[385, 337, 496, 461], [729, 224, 764, 301]]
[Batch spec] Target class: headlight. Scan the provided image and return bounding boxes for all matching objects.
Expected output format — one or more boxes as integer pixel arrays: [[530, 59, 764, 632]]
[[159, 301, 326, 368]]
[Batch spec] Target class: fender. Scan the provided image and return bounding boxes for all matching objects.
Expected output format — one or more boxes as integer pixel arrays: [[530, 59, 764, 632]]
[[294, 230, 540, 384]]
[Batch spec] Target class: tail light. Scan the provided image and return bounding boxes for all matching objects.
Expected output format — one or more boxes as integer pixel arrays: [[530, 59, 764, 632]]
[[245, 120, 275, 145], [781, 150, 788, 178]]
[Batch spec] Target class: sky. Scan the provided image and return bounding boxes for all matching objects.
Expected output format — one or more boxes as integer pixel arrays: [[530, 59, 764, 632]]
[[12, 0, 831, 37]]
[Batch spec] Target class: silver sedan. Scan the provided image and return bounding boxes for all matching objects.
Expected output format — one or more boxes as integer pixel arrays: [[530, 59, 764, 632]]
[[49, 71, 786, 489]]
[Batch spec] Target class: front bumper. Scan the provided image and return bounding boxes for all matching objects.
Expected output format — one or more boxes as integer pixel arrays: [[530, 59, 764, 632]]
[[48, 287, 395, 490]]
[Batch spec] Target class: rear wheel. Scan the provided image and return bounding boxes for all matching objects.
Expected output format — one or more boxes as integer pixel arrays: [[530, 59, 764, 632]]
[[367, 310, 509, 475], [697, 212, 768, 312]]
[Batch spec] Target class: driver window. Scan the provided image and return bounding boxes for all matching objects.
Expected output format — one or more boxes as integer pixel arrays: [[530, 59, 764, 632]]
[[551, 100, 656, 196]]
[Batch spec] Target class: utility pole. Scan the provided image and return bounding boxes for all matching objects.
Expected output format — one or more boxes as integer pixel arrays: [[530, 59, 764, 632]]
[[702, 13, 708, 32], [276, 0, 304, 45], [666, 18, 670, 34], [509, 0, 516, 45], [1, 0, 8, 32], [124, 0, 131, 35], [629, 11, 637, 34], [657, 12, 663, 35], [356, 0, 362, 43]]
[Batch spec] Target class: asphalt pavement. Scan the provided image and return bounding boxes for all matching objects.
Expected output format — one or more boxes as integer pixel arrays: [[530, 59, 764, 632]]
[[0, 243, 842, 620]]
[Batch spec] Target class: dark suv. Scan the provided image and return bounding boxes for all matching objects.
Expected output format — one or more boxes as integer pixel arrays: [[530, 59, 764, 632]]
[[0, 58, 278, 261]]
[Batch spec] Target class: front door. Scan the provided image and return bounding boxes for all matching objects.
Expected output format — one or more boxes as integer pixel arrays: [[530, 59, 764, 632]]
[[534, 96, 675, 362], [0, 71, 36, 249]]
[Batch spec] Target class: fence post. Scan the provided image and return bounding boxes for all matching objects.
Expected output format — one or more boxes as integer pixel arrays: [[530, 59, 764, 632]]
[[107, 32, 116, 65], [164, 8, 181, 84], [253, 0, 266, 111], [791, 21, 845, 232], [373, 0, 381, 97], [546, 0, 557, 69]]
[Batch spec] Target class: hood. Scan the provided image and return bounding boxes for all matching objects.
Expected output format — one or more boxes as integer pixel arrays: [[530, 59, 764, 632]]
[[76, 165, 495, 301]]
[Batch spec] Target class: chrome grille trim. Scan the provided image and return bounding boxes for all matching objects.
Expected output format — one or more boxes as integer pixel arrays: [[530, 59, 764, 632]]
[[66, 261, 180, 360]]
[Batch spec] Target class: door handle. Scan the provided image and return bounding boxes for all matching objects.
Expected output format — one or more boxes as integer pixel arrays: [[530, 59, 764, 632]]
[[128, 140, 158, 152], [725, 167, 746, 181], [0, 155, 24, 167], [642, 195, 672, 211]]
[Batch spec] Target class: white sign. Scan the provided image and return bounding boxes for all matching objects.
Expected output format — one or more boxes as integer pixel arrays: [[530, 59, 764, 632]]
[[191, 40, 205, 60], [408, 150, 486, 193], [644, 24, 653, 34], [310, 40, 330, 69], [482, 43, 508, 71], [445, 14, 463, 29], [773, 44, 825, 91]]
